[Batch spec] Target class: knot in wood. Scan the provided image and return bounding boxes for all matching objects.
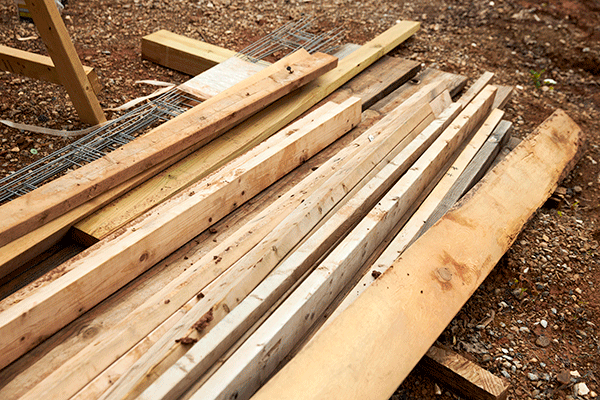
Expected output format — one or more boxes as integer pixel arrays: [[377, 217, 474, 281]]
[[436, 267, 453, 282]]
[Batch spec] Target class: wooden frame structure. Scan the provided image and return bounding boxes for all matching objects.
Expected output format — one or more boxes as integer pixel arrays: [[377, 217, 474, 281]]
[[1, 0, 105, 124]]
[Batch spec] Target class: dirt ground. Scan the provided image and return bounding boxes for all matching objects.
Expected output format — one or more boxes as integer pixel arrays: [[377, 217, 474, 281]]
[[0, 0, 598, 399]]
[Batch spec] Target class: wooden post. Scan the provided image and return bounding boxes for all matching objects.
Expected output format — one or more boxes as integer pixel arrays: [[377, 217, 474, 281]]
[[0, 45, 101, 94], [24, 0, 106, 124]]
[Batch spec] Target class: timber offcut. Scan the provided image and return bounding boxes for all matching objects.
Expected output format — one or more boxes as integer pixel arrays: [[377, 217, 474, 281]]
[[0, 18, 583, 400]]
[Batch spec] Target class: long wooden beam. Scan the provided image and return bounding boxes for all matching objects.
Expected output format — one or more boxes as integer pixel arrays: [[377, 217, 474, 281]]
[[187, 87, 497, 400], [0, 44, 101, 94], [100, 99, 438, 400], [24, 0, 105, 124], [141, 99, 460, 400], [0, 49, 337, 249], [141, 30, 237, 76], [250, 109, 582, 400], [0, 93, 353, 373], [71, 57, 420, 244]]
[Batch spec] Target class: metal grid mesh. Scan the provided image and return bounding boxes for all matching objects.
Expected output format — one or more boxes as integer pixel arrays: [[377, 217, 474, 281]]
[[0, 89, 196, 203], [0, 16, 342, 204]]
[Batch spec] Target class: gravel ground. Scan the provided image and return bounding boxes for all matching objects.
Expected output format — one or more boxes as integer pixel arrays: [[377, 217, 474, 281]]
[[0, 0, 598, 399]]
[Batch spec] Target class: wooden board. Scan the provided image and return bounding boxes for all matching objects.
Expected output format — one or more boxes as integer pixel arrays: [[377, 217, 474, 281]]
[[187, 88, 497, 400], [0, 44, 101, 94], [250, 109, 582, 400], [0, 94, 357, 373], [24, 0, 105, 124], [323, 109, 505, 319], [419, 344, 509, 400], [72, 57, 421, 244], [0, 49, 337, 249], [179, 57, 269, 100], [142, 29, 238, 76], [141, 101, 458, 400], [0, 65, 464, 400]]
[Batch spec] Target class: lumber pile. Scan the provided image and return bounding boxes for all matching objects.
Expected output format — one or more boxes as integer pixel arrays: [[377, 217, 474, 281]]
[[0, 20, 583, 400]]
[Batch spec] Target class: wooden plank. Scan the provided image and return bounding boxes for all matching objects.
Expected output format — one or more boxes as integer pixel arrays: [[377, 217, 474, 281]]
[[187, 87, 497, 400], [141, 101, 459, 400], [458, 72, 494, 107], [416, 119, 512, 236], [71, 57, 421, 244], [419, 344, 509, 400], [178, 57, 269, 100], [24, 0, 105, 124], [141, 29, 237, 76], [323, 108, 506, 318], [0, 49, 337, 249], [0, 44, 101, 94], [11, 97, 361, 398], [250, 109, 582, 400], [1, 21, 418, 252], [36, 77, 452, 400]]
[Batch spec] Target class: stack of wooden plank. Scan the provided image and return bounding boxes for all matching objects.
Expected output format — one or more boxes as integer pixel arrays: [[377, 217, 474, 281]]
[[0, 20, 582, 400]]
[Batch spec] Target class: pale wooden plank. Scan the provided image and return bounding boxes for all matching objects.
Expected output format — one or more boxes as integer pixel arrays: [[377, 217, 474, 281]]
[[14, 97, 361, 400], [141, 29, 238, 76], [420, 344, 509, 400], [71, 57, 421, 244], [179, 57, 269, 100], [0, 49, 336, 249], [188, 87, 498, 400], [142, 102, 459, 400], [0, 44, 101, 94], [24, 0, 105, 124], [250, 109, 582, 400]]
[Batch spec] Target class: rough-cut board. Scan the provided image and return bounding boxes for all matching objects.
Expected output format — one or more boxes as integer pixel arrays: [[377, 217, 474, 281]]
[[419, 344, 509, 400], [71, 57, 421, 244], [0, 44, 101, 94], [141, 101, 458, 400], [188, 88, 496, 400], [101, 98, 438, 400], [142, 29, 238, 76], [0, 96, 359, 373], [325, 109, 505, 320], [250, 109, 582, 400], [179, 57, 269, 100], [23, 0, 105, 124], [0, 49, 337, 249]]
